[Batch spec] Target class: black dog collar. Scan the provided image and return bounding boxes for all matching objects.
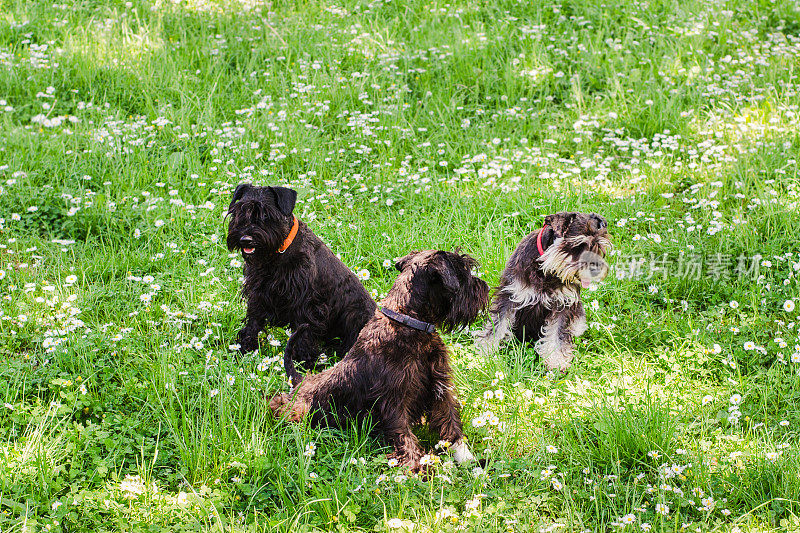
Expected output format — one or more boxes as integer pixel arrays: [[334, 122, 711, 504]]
[[380, 307, 436, 334]]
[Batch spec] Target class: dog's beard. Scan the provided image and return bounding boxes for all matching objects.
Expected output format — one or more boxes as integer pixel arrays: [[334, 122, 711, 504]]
[[540, 235, 611, 288], [226, 223, 276, 258], [226, 204, 285, 259], [440, 277, 490, 332]]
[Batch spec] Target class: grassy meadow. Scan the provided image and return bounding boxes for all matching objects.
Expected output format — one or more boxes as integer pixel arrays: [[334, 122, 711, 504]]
[[1, 0, 800, 530]]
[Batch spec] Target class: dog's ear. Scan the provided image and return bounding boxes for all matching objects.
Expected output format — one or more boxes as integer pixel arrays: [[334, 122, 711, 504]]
[[430, 252, 462, 293], [395, 251, 420, 272], [229, 183, 252, 212], [544, 212, 577, 237], [269, 186, 298, 216]]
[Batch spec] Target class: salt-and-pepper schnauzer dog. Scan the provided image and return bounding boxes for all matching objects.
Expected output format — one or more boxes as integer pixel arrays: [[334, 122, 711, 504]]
[[226, 183, 376, 379], [270, 250, 490, 471], [478, 212, 611, 371]]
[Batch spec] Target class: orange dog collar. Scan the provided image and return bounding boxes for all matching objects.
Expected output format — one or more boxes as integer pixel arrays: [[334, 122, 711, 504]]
[[277, 216, 299, 253]]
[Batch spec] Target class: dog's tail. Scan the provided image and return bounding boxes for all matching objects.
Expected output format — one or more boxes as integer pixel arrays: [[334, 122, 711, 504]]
[[283, 325, 307, 388]]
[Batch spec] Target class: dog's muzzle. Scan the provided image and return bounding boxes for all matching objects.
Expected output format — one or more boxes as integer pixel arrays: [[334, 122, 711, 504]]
[[240, 235, 255, 255], [577, 250, 608, 287]]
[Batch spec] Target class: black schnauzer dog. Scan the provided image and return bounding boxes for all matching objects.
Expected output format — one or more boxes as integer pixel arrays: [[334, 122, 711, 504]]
[[477, 212, 611, 371], [270, 250, 490, 471], [226, 183, 376, 380]]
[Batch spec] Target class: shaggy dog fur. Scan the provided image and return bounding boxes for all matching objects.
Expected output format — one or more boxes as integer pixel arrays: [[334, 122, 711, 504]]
[[477, 212, 611, 370], [226, 183, 376, 381], [270, 250, 490, 471]]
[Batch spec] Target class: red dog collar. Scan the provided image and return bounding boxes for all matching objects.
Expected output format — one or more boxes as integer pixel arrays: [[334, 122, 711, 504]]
[[536, 225, 549, 255]]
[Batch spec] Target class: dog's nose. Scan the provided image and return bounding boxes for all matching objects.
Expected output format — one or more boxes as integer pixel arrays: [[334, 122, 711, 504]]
[[590, 214, 607, 231], [240, 235, 254, 247]]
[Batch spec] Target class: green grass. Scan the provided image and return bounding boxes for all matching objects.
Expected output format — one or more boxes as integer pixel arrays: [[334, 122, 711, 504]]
[[1, 0, 800, 530]]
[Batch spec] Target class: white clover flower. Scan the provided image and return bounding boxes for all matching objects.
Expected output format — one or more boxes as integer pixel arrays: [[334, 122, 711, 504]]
[[304, 442, 316, 457], [386, 518, 408, 530], [465, 497, 481, 511], [119, 475, 146, 497], [419, 454, 434, 466]]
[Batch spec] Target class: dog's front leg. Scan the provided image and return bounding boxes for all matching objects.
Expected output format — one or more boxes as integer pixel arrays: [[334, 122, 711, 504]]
[[429, 390, 474, 464], [536, 302, 584, 371], [282, 324, 325, 385], [476, 292, 516, 353], [285, 322, 324, 370], [381, 409, 424, 471], [237, 302, 268, 354]]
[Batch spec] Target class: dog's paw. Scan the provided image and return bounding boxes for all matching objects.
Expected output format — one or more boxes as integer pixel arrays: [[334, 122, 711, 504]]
[[451, 440, 475, 464], [543, 352, 573, 373], [388, 452, 422, 473], [473, 339, 496, 356], [237, 334, 259, 354], [268, 393, 290, 416], [270, 394, 310, 422], [545, 361, 571, 373]]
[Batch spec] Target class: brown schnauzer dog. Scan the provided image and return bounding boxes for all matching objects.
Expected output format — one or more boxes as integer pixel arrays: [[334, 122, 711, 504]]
[[270, 250, 490, 471], [477, 212, 611, 371], [226, 183, 376, 381]]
